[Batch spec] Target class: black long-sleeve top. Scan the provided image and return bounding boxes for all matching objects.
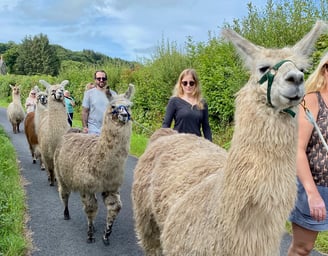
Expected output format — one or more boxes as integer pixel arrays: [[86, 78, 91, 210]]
[[162, 97, 212, 141]]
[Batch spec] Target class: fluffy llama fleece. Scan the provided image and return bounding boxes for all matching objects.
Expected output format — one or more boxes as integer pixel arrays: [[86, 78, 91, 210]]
[[7, 84, 25, 134], [34, 90, 48, 135], [54, 84, 134, 245], [24, 88, 48, 170], [132, 21, 328, 256], [38, 79, 70, 186]]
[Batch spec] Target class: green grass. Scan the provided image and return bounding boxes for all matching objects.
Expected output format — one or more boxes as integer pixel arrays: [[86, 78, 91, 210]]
[[130, 132, 148, 157], [0, 126, 30, 256]]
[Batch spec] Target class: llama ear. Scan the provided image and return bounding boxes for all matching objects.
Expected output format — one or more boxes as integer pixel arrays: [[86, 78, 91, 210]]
[[292, 20, 328, 58], [60, 80, 69, 88], [9, 84, 13, 89], [39, 80, 51, 90], [125, 83, 135, 100], [34, 85, 40, 92], [221, 28, 261, 70]]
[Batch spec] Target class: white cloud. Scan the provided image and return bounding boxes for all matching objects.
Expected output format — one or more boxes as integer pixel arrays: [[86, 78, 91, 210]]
[[0, 0, 266, 61]]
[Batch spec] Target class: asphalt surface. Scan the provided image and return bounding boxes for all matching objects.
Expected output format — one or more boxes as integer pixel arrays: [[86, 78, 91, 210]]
[[0, 106, 324, 256]]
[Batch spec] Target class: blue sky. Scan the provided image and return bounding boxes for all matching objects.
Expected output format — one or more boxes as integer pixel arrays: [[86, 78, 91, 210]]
[[0, 0, 266, 61]]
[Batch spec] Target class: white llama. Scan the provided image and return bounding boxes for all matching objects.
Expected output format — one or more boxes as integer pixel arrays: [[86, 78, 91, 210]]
[[54, 84, 134, 244], [7, 84, 25, 133], [37, 79, 70, 186], [132, 21, 328, 256]]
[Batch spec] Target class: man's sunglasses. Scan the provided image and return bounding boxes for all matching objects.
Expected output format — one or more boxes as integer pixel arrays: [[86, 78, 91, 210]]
[[96, 77, 107, 81]]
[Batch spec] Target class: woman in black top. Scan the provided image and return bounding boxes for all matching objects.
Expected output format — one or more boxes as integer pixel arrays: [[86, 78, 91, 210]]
[[162, 68, 212, 141]]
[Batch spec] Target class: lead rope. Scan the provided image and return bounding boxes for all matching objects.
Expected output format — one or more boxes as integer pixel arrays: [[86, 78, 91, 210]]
[[301, 100, 328, 152]]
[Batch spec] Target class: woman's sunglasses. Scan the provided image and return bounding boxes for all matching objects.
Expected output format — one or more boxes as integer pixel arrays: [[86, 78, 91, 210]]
[[181, 81, 195, 87]]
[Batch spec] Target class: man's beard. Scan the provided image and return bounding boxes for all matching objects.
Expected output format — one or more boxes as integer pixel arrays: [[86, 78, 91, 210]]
[[97, 83, 106, 88]]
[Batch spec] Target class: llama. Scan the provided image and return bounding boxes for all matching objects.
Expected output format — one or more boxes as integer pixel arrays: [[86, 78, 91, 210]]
[[54, 84, 134, 244], [34, 90, 48, 135], [37, 79, 70, 186], [24, 89, 48, 170], [132, 21, 328, 256], [7, 84, 25, 133]]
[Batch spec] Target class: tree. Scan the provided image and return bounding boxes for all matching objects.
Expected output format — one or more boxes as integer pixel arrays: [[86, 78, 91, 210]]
[[15, 34, 60, 76], [228, 0, 328, 48]]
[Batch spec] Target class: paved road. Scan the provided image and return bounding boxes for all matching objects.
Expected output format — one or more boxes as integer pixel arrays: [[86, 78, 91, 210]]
[[0, 107, 324, 256], [0, 107, 143, 256]]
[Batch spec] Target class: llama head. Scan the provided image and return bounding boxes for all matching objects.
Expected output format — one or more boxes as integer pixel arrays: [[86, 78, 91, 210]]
[[36, 91, 48, 106], [222, 20, 328, 113], [39, 79, 69, 102], [107, 83, 135, 124], [9, 84, 21, 96]]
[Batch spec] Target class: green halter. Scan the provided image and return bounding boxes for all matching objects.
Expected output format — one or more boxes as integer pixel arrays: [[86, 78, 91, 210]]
[[258, 60, 296, 117]]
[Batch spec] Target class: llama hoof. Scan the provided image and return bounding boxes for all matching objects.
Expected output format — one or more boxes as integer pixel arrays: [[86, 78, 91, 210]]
[[102, 236, 110, 246], [87, 237, 95, 243], [64, 208, 70, 220]]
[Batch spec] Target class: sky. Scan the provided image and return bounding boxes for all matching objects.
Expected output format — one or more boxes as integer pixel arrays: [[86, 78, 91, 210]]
[[0, 0, 266, 62]]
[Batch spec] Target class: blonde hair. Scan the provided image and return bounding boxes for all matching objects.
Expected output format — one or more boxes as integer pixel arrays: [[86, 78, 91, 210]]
[[305, 51, 328, 93], [172, 68, 204, 109]]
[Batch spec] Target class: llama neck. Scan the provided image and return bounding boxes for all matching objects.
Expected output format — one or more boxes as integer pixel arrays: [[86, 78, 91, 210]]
[[13, 94, 22, 105], [220, 83, 298, 217], [98, 119, 132, 157], [216, 84, 298, 254]]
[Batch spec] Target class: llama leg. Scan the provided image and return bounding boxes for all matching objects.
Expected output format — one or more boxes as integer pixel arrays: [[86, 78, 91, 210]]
[[58, 184, 71, 220], [49, 169, 55, 186], [135, 207, 162, 255], [32, 152, 37, 164], [81, 193, 98, 243], [102, 191, 122, 246]]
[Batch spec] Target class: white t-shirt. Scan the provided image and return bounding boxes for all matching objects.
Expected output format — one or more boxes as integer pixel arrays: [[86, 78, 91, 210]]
[[82, 88, 116, 135]]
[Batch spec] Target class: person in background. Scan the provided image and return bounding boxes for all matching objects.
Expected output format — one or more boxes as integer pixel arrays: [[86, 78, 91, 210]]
[[25, 89, 37, 113], [288, 52, 328, 256], [82, 70, 117, 135], [162, 68, 212, 141], [64, 90, 75, 127], [85, 82, 95, 91]]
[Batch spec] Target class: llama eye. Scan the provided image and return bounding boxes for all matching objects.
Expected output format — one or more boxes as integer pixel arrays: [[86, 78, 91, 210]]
[[259, 66, 270, 73]]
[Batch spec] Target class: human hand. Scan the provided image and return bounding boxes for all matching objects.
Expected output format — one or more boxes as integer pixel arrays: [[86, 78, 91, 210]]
[[308, 193, 326, 222], [83, 127, 88, 133]]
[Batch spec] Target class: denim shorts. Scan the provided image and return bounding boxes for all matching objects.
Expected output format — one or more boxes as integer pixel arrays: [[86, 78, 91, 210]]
[[289, 179, 328, 231]]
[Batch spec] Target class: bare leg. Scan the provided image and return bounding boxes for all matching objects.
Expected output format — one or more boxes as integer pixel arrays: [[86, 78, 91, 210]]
[[287, 222, 319, 256], [102, 191, 122, 245], [81, 193, 98, 243]]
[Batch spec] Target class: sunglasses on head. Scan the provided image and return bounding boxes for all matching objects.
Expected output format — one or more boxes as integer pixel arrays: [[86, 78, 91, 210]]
[[96, 77, 107, 81], [181, 81, 195, 87]]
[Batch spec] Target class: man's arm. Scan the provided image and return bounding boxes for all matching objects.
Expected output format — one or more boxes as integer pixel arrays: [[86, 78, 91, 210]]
[[82, 107, 89, 133]]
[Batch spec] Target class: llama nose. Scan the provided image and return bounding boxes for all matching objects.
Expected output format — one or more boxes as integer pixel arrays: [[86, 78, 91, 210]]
[[286, 71, 304, 86]]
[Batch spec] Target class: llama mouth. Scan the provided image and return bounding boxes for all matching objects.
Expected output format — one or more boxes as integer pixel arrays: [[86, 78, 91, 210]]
[[285, 95, 302, 101]]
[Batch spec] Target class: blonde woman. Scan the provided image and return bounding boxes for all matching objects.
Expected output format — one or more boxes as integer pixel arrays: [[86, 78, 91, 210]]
[[288, 52, 328, 255], [162, 68, 212, 141], [25, 89, 37, 113]]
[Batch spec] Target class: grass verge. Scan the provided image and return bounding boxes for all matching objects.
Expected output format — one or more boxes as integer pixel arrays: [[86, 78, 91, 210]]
[[0, 126, 30, 256]]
